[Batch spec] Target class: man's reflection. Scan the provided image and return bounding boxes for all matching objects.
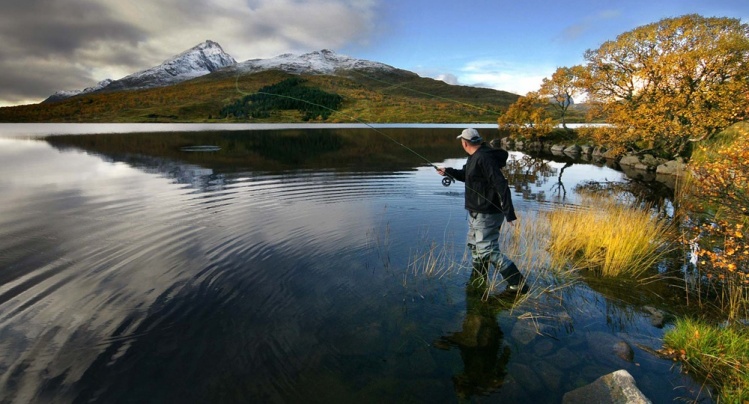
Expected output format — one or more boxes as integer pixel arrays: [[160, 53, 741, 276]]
[[434, 265, 513, 398]]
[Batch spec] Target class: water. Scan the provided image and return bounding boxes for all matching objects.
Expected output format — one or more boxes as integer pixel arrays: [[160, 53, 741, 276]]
[[0, 125, 708, 403]]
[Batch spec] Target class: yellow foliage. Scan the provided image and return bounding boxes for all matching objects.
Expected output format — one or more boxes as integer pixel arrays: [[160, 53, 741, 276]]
[[583, 15, 749, 157]]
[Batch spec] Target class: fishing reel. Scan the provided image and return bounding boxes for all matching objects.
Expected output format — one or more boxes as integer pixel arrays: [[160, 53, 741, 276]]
[[441, 176, 454, 187]]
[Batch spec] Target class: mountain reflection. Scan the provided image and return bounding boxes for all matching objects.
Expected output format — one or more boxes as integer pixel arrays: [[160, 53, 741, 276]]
[[44, 128, 481, 174]]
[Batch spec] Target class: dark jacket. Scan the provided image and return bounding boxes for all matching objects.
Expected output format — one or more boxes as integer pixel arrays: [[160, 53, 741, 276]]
[[445, 144, 517, 221]]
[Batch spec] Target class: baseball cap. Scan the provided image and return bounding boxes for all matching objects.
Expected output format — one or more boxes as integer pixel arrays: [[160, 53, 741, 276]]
[[456, 128, 482, 143]]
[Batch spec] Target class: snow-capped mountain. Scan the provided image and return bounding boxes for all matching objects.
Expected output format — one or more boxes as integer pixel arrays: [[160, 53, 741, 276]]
[[44, 44, 415, 103], [44, 40, 236, 103], [234, 49, 412, 77], [44, 79, 114, 103]]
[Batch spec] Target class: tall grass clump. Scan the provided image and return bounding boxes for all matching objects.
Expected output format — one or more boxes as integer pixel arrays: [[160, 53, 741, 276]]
[[663, 318, 749, 402], [546, 194, 672, 277]]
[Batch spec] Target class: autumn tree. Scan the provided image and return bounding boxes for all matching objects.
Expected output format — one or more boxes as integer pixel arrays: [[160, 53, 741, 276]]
[[497, 91, 553, 139], [582, 14, 749, 157], [538, 65, 587, 129]]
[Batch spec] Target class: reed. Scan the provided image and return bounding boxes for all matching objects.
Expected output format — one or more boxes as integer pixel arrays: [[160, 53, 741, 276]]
[[545, 194, 672, 277], [663, 318, 749, 403]]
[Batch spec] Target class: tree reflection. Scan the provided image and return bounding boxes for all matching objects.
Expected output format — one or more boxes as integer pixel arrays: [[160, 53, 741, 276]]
[[434, 271, 513, 399], [503, 154, 558, 202]]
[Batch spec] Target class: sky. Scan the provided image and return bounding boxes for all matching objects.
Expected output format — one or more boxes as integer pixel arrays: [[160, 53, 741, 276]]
[[1, 0, 747, 107]]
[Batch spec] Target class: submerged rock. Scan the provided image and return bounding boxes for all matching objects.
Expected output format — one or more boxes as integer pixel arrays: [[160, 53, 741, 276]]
[[642, 306, 667, 328], [586, 332, 634, 365]]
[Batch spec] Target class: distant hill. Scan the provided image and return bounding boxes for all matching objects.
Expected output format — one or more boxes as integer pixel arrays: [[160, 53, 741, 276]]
[[0, 42, 520, 123], [43, 40, 237, 103]]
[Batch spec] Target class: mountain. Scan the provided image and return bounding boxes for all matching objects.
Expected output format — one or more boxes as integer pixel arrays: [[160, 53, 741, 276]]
[[5, 42, 521, 123], [234, 49, 414, 77], [44, 40, 236, 103]]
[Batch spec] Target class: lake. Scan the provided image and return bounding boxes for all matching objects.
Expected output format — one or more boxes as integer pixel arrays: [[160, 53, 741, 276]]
[[0, 124, 709, 403]]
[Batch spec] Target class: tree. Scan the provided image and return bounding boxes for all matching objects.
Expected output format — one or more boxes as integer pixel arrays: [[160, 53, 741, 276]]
[[497, 91, 553, 139], [582, 14, 749, 157], [538, 65, 587, 129]]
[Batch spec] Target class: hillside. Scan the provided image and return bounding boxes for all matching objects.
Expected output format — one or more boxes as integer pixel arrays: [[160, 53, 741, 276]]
[[0, 69, 519, 124]]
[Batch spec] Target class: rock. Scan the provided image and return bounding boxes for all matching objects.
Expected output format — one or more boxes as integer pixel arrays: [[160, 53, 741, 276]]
[[656, 158, 687, 176], [642, 306, 666, 328], [613, 341, 635, 362], [533, 360, 564, 391], [508, 363, 545, 393], [533, 339, 556, 357], [527, 141, 544, 152], [511, 319, 540, 345], [564, 145, 582, 154], [551, 144, 567, 155], [619, 154, 641, 167], [546, 347, 581, 370], [586, 332, 634, 365], [602, 149, 621, 160], [592, 146, 607, 158], [580, 145, 594, 155], [562, 369, 652, 404]]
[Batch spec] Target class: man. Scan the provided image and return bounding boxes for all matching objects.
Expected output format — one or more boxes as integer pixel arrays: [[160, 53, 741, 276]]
[[437, 128, 528, 294]]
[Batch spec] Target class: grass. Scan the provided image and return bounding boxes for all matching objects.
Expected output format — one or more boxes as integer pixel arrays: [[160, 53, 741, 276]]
[[545, 194, 673, 277], [405, 211, 572, 305], [663, 318, 749, 403]]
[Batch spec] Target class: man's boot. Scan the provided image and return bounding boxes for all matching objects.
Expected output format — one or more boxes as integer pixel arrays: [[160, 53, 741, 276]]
[[468, 258, 490, 291], [500, 263, 528, 294]]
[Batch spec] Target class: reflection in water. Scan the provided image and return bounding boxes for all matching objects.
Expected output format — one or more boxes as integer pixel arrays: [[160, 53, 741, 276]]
[[0, 129, 703, 403], [434, 270, 513, 398]]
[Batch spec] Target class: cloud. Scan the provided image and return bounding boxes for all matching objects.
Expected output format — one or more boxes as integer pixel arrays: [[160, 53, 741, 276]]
[[458, 59, 551, 96], [0, 0, 380, 105], [435, 73, 459, 85]]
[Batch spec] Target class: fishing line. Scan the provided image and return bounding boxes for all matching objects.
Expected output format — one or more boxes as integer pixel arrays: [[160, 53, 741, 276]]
[[346, 69, 505, 117], [233, 75, 458, 186]]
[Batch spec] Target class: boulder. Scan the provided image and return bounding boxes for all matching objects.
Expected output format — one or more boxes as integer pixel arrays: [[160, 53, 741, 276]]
[[619, 154, 641, 168], [618, 153, 662, 172], [564, 145, 582, 155], [592, 146, 608, 158], [551, 144, 567, 155], [656, 158, 687, 176], [562, 370, 652, 404], [527, 141, 544, 152]]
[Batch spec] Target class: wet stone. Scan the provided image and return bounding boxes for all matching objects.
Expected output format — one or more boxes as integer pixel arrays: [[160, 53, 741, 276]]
[[642, 305, 666, 328], [586, 332, 633, 366], [613, 341, 634, 362], [508, 362, 544, 394], [533, 360, 564, 391], [547, 347, 581, 370], [511, 319, 539, 345], [533, 338, 556, 357]]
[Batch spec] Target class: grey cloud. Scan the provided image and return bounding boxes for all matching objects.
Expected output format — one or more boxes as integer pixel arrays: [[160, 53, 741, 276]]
[[0, 0, 380, 105], [0, 0, 149, 103], [0, 0, 145, 58]]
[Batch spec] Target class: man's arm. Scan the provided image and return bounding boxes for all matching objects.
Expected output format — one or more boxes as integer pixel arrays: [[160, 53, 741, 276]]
[[438, 166, 466, 182]]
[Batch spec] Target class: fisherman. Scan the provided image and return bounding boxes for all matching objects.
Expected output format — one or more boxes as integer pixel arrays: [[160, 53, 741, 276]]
[[437, 128, 528, 294]]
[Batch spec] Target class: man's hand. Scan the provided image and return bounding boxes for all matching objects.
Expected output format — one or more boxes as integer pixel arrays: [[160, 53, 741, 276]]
[[436, 167, 446, 176]]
